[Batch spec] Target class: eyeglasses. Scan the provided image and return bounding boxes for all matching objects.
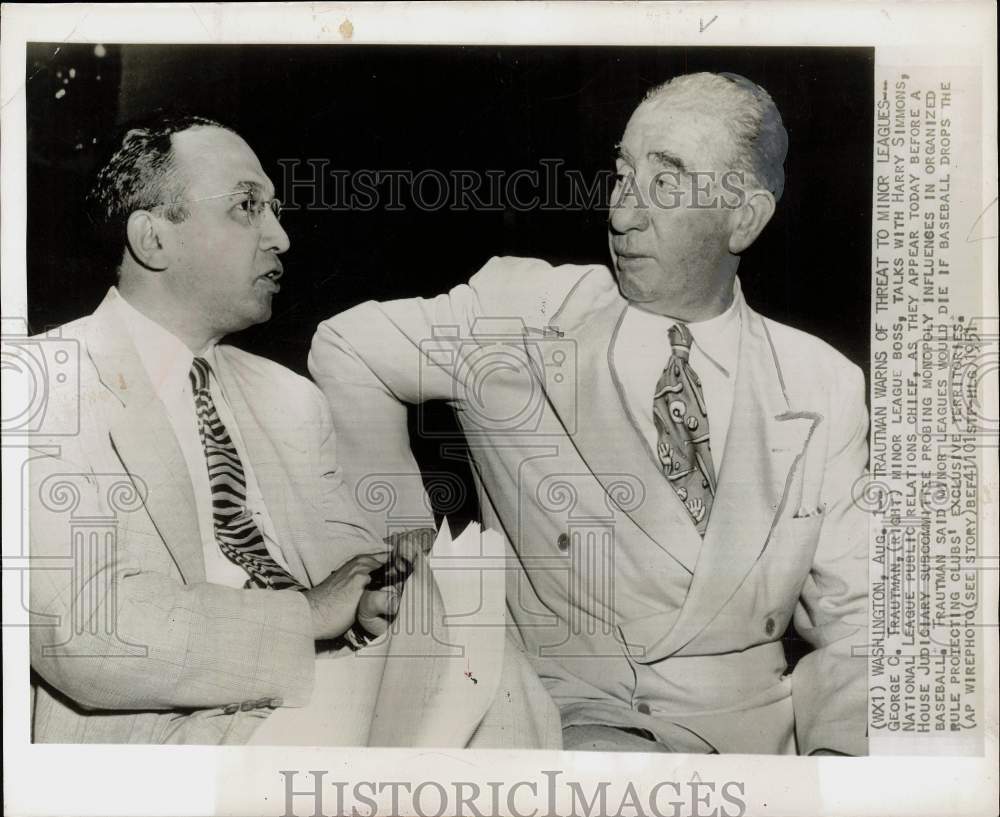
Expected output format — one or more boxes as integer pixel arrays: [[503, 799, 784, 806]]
[[154, 188, 283, 227]]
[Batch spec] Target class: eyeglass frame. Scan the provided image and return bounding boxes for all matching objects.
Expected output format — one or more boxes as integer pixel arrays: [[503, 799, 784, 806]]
[[151, 187, 283, 227]]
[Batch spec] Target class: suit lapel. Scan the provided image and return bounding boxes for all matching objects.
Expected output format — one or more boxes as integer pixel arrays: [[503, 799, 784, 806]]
[[524, 287, 818, 658], [526, 294, 703, 573], [87, 291, 205, 584], [647, 304, 815, 660]]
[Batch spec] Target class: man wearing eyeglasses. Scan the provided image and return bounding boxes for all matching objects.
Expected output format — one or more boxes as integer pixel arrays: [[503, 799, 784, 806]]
[[27, 112, 402, 744]]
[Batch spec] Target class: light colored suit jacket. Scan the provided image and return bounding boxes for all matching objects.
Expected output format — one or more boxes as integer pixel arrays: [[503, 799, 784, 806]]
[[310, 257, 870, 756], [30, 289, 379, 744]]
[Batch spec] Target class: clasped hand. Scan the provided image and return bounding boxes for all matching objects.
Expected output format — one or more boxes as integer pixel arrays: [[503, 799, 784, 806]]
[[301, 527, 436, 641]]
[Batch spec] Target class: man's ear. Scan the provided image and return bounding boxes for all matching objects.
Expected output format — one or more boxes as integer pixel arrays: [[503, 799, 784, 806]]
[[124, 210, 169, 271], [728, 190, 776, 254]]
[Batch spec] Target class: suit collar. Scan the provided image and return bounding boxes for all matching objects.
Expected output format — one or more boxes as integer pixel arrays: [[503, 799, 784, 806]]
[[686, 277, 742, 378], [86, 289, 205, 583], [86, 289, 152, 408], [110, 287, 198, 403], [620, 276, 743, 381]]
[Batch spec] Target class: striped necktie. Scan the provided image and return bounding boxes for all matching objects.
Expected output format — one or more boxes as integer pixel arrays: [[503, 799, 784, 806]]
[[653, 323, 717, 535], [189, 356, 304, 590]]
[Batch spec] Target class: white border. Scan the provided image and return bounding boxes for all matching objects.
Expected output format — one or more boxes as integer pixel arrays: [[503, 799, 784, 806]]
[[2, 4, 997, 816]]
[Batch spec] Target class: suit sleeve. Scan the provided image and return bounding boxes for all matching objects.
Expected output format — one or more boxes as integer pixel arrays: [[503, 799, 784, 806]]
[[790, 361, 870, 756], [308, 256, 591, 533], [310, 382, 383, 555], [29, 440, 317, 712], [308, 275, 480, 533]]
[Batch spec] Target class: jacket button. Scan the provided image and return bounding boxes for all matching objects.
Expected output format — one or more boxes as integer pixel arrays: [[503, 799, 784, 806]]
[[636, 702, 651, 715], [223, 703, 240, 715], [240, 700, 255, 712], [557, 533, 570, 551], [765, 617, 776, 636], [268, 697, 283, 708]]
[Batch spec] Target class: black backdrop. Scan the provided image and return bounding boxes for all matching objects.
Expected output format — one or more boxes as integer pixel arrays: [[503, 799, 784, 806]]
[[27, 43, 872, 374]]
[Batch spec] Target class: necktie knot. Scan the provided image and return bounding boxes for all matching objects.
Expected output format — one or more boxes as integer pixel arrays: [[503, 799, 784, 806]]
[[668, 322, 693, 362], [189, 357, 212, 393]]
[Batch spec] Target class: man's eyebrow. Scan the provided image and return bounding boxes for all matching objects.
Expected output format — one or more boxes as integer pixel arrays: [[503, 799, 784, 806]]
[[647, 151, 686, 172], [232, 179, 273, 197], [614, 143, 636, 165]]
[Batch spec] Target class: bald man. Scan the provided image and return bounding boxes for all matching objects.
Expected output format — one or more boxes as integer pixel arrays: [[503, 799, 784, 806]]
[[310, 73, 869, 756], [29, 113, 397, 744]]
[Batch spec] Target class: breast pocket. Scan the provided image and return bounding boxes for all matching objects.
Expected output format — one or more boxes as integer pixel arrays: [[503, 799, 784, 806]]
[[779, 506, 826, 544], [766, 509, 827, 578], [752, 509, 828, 626]]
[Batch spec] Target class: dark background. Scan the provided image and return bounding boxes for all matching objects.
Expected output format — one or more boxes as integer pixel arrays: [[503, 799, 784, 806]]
[[26, 43, 872, 370], [26, 43, 874, 665]]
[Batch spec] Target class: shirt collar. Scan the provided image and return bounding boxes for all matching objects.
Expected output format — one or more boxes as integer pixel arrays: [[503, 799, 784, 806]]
[[111, 287, 217, 400], [624, 277, 743, 378]]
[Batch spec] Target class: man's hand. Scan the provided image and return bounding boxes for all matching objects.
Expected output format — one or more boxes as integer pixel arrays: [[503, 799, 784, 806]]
[[388, 526, 437, 560], [385, 527, 437, 576], [354, 528, 435, 637], [366, 527, 436, 591], [356, 585, 402, 636], [301, 552, 389, 641]]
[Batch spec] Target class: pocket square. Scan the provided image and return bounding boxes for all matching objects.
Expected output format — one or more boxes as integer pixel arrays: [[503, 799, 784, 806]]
[[792, 504, 826, 520]]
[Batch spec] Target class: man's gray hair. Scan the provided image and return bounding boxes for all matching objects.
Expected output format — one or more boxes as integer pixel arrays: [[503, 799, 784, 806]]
[[644, 71, 788, 201]]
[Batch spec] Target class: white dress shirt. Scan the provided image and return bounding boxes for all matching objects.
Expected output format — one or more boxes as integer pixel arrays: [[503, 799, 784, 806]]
[[113, 289, 293, 587], [613, 279, 743, 472]]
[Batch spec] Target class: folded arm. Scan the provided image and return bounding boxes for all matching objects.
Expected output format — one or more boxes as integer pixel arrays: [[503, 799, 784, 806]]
[[308, 256, 592, 532]]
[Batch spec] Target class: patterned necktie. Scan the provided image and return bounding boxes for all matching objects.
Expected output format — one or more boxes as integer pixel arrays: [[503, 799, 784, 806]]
[[189, 356, 304, 590], [653, 323, 717, 535]]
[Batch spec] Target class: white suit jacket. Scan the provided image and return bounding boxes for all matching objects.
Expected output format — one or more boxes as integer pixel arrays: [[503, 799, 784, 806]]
[[30, 289, 379, 744], [310, 257, 870, 756]]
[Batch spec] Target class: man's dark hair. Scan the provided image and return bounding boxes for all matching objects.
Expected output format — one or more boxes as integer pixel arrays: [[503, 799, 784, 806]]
[[85, 111, 232, 271]]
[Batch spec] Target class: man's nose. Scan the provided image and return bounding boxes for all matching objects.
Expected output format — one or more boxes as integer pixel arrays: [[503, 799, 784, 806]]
[[609, 183, 649, 234], [259, 209, 290, 254]]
